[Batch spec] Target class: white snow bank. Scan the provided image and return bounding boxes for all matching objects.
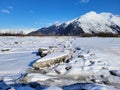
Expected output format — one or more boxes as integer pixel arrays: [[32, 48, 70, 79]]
[[26, 73, 55, 82], [33, 51, 71, 68], [44, 86, 62, 90], [0, 36, 120, 88], [36, 52, 70, 63]]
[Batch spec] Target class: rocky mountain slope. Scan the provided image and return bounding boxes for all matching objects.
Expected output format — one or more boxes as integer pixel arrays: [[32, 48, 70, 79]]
[[28, 11, 120, 36]]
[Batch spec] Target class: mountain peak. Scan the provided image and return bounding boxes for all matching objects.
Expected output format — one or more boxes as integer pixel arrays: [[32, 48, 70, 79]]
[[86, 11, 97, 15], [28, 11, 120, 36]]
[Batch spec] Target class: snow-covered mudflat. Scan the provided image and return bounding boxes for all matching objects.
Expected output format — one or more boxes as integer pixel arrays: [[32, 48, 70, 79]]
[[0, 36, 120, 90]]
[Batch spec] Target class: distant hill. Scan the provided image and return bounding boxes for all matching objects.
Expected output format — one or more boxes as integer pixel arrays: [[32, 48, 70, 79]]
[[28, 11, 120, 36]]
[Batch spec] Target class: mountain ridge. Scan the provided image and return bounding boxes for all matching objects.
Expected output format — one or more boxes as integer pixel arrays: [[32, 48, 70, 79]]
[[28, 11, 120, 36]]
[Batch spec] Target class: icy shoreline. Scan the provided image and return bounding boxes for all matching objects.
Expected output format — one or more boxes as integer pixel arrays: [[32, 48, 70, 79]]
[[0, 36, 120, 90]]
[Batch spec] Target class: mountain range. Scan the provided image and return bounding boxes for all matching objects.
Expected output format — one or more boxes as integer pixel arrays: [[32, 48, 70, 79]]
[[28, 11, 120, 36]]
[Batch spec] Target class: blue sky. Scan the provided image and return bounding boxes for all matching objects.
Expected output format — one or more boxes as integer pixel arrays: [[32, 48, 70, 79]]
[[0, 0, 120, 30]]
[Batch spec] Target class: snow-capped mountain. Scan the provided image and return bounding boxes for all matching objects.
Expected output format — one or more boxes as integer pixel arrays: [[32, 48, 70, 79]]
[[28, 11, 120, 35]]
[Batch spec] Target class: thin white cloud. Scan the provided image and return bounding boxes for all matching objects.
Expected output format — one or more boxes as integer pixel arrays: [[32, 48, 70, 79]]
[[1, 9, 10, 14], [81, 0, 89, 3], [8, 6, 13, 9]]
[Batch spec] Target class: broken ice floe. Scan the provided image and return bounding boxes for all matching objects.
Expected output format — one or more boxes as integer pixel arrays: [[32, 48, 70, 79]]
[[23, 44, 120, 87]]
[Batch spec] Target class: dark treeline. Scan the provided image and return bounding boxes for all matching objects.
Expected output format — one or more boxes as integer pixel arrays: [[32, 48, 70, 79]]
[[80, 32, 120, 37], [0, 32, 119, 37], [27, 32, 120, 37], [0, 31, 26, 36]]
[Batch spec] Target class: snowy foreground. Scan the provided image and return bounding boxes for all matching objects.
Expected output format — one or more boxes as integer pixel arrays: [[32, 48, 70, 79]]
[[0, 36, 120, 90]]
